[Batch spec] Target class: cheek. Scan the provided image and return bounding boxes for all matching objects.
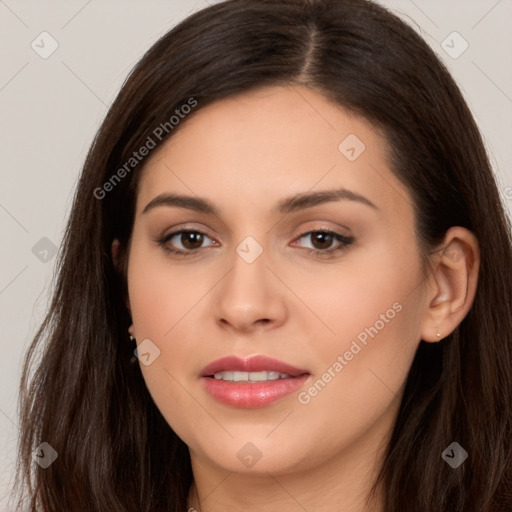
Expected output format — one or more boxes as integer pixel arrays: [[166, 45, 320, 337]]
[[126, 246, 206, 432], [126, 240, 219, 394], [127, 240, 204, 337], [288, 275, 423, 460], [290, 241, 425, 406], [289, 240, 423, 347]]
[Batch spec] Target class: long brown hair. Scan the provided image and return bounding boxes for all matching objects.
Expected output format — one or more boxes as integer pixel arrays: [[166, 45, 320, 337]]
[[14, 0, 512, 510]]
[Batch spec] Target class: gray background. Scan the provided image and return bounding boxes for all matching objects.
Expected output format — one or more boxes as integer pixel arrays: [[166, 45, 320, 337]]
[[1, 0, 511, 508]]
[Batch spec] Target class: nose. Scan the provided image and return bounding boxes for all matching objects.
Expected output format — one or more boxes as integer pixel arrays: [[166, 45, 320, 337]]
[[215, 246, 287, 333]]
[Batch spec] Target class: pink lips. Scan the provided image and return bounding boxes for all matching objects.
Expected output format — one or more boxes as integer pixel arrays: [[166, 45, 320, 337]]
[[200, 355, 309, 378], [200, 355, 311, 409]]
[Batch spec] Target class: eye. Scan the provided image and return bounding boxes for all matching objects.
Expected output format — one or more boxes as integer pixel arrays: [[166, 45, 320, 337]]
[[157, 228, 354, 259], [292, 229, 354, 258], [157, 229, 218, 256]]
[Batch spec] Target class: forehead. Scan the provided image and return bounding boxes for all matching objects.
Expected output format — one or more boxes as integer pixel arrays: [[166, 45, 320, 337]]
[[135, 85, 410, 221]]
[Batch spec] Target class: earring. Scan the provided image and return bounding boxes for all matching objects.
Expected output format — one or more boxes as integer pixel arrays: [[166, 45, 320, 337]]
[[128, 324, 137, 363], [436, 328, 442, 340]]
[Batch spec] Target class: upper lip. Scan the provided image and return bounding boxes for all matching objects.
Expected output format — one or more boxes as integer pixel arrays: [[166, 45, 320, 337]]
[[200, 355, 310, 378]]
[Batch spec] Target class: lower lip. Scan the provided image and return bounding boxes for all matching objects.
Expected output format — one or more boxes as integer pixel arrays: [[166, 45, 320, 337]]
[[201, 374, 310, 408]]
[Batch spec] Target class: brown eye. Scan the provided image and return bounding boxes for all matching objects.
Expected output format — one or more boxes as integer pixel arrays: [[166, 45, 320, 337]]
[[310, 232, 335, 250], [180, 231, 204, 250], [158, 229, 217, 256], [293, 230, 354, 258]]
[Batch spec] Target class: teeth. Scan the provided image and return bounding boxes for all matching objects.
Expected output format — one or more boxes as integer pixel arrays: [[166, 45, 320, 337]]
[[213, 371, 292, 382]]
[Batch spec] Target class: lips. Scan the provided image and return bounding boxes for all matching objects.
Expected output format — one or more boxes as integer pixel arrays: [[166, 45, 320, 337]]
[[200, 355, 309, 378], [200, 355, 311, 408]]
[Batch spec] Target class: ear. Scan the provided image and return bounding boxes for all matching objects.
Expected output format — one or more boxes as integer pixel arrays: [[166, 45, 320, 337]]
[[112, 238, 132, 315], [420, 226, 480, 342]]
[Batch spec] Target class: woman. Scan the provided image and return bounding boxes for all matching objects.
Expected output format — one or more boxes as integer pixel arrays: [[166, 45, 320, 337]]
[[14, 0, 512, 510]]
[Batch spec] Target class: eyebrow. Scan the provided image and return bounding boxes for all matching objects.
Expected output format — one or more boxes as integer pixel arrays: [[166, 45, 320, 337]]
[[142, 187, 378, 216]]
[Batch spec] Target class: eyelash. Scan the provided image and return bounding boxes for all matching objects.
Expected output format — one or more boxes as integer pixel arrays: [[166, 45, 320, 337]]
[[157, 228, 354, 259]]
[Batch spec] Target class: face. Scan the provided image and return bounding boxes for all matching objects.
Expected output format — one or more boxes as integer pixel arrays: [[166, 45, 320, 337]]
[[125, 85, 430, 476]]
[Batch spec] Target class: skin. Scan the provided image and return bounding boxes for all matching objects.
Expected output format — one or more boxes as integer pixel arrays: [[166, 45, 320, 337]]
[[113, 85, 479, 511]]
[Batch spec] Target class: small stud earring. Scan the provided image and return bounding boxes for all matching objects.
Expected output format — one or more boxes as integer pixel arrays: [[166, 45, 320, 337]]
[[436, 328, 442, 340], [128, 325, 137, 363]]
